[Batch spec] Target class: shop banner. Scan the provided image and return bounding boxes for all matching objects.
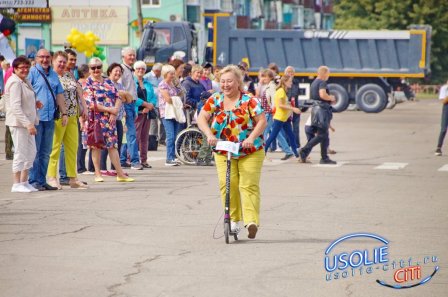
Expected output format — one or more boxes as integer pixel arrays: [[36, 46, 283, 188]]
[[0, 0, 47, 8], [51, 6, 128, 45]]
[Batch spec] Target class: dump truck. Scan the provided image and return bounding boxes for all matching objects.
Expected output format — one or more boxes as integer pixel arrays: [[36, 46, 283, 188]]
[[137, 13, 431, 113]]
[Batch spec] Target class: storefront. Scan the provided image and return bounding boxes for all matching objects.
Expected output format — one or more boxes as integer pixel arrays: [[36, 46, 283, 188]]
[[0, 1, 52, 58], [51, 6, 129, 65]]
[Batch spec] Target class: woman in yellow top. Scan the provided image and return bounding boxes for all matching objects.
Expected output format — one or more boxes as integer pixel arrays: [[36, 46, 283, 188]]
[[264, 75, 301, 158]]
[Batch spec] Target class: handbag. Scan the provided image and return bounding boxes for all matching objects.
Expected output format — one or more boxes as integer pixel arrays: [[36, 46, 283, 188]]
[[311, 102, 332, 130], [86, 98, 105, 148], [147, 109, 157, 119], [36, 68, 60, 119]]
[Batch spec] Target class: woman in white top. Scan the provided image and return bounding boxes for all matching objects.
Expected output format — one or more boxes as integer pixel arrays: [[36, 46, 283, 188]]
[[4, 56, 40, 193]]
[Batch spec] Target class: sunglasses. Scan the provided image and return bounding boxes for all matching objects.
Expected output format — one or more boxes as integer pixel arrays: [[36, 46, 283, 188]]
[[90, 65, 102, 70]]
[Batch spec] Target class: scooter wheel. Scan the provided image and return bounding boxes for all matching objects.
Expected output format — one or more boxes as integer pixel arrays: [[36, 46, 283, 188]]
[[224, 223, 230, 244]]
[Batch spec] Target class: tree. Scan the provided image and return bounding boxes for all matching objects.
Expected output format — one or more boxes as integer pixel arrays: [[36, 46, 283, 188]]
[[334, 0, 448, 83]]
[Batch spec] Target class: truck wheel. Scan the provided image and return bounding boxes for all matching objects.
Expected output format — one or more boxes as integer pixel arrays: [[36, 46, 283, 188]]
[[328, 83, 349, 112], [355, 84, 387, 113]]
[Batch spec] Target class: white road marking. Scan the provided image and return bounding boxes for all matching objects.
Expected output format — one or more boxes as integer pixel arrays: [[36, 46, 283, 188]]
[[437, 164, 448, 172], [312, 161, 348, 168], [374, 162, 408, 170]]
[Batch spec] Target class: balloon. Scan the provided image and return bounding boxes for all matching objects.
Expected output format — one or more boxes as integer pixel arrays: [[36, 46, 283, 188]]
[[78, 44, 88, 52], [65, 28, 105, 60]]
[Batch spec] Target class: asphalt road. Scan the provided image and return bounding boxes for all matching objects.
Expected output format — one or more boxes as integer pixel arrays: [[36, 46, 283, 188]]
[[0, 99, 447, 297]]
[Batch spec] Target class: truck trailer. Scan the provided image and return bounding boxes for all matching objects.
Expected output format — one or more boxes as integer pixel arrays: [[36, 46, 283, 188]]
[[137, 13, 431, 113]]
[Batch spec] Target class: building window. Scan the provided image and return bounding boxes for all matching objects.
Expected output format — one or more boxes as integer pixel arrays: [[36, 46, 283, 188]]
[[142, 0, 161, 6], [187, 5, 200, 23]]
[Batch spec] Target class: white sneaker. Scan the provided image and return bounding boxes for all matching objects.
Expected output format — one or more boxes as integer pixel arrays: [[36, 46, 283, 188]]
[[230, 221, 242, 234], [165, 160, 180, 166], [23, 182, 38, 192], [11, 183, 32, 193]]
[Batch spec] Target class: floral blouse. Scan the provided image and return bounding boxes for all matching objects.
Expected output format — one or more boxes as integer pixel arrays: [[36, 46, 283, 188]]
[[158, 80, 179, 118], [59, 72, 79, 117], [83, 77, 118, 115], [202, 92, 264, 158]]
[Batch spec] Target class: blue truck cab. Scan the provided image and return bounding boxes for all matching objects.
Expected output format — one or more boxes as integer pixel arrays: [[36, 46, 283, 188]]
[[137, 21, 198, 66]]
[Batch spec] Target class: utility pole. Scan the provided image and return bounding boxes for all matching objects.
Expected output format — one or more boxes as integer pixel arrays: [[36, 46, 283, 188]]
[[136, 0, 144, 36]]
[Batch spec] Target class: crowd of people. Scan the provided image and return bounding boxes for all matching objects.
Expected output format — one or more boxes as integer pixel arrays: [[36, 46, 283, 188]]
[[1, 47, 341, 239], [2, 44, 447, 240]]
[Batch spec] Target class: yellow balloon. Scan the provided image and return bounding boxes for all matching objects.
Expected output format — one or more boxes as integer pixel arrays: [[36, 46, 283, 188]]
[[73, 35, 81, 43], [78, 43, 87, 52]]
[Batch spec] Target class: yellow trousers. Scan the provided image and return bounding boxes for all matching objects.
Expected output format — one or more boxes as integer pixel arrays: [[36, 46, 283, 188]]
[[47, 116, 79, 178], [214, 149, 264, 226]]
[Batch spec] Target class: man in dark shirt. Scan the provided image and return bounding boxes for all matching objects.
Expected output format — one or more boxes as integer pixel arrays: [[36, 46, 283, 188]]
[[299, 66, 336, 164]]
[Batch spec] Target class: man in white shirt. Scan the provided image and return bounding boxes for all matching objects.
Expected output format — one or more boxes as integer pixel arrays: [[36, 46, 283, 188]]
[[144, 63, 164, 146], [143, 62, 162, 94], [120, 47, 143, 170], [435, 81, 448, 156]]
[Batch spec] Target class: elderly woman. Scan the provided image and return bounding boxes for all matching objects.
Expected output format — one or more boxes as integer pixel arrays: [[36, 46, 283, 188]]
[[100, 63, 130, 175], [197, 65, 267, 239], [4, 56, 39, 192], [158, 64, 183, 166], [133, 60, 157, 168], [76, 64, 93, 174], [83, 57, 134, 182], [182, 64, 206, 111], [47, 51, 88, 189]]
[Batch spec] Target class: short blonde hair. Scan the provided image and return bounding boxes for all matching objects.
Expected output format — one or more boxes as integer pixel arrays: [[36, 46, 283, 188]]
[[88, 57, 102, 66], [133, 60, 147, 70], [285, 66, 295, 74], [219, 65, 244, 90], [317, 66, 329, 75], [191, 64, 203, 73], [161, 64, 175, 79]]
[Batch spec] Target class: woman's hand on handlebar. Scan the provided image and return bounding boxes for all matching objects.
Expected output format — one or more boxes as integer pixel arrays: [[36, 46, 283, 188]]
[[242, 138, 254, 149], [207, 135, 218, 146]]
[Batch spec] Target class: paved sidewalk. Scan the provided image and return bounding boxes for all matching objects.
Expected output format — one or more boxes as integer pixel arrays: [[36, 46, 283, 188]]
[[0, 100, 447, 297]]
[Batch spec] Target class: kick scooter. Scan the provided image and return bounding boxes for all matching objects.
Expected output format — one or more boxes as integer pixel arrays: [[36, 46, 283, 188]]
[[216, 141, 240, 244]]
